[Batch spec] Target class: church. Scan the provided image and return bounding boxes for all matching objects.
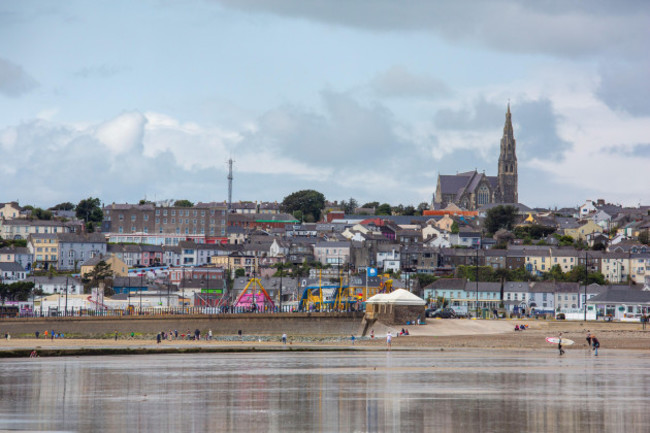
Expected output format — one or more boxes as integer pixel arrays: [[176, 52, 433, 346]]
[[433, 105, 518, 211]]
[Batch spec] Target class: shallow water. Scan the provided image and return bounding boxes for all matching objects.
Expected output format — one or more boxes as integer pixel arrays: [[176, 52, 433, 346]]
[[0, 350, 648, 432]]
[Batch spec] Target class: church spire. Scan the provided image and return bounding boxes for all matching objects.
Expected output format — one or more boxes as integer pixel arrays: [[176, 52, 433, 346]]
[[497, 103, 518, 204]]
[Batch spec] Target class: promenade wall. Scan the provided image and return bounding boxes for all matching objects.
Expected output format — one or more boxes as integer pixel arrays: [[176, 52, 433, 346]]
[[0, 312, 364, 337]]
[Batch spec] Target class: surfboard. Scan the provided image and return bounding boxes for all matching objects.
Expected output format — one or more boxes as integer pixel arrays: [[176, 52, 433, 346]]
[[546, 337, 574, 345]]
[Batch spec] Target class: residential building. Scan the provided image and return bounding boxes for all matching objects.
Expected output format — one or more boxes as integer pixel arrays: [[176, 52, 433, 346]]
[[80, 254, 128, 277], [27, 234, 59, 270], [0, 202, 22, 220], [0, 262, 27, 282], [56, 233, 107, 271], [0, 246, 33, 272], [101, 202, 228, 245], [313, 241, 350, 266]]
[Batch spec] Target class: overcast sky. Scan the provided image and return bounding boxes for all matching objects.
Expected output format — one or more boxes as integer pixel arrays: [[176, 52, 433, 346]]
[[1, 0, 649, 209]]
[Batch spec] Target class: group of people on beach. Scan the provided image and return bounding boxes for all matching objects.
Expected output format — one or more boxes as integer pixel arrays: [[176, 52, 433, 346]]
[[557, 331, 600, 356]]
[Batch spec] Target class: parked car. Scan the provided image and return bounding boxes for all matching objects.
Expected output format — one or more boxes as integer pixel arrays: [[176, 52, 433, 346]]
[[429, 308, 456, 319]]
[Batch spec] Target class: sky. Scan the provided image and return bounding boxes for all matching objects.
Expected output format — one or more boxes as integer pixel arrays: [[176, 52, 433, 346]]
[[1, 0, 649, 210]]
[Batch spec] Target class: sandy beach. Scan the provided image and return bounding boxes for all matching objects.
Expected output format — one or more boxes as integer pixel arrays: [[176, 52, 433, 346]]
[[2, 319, 649, 354]]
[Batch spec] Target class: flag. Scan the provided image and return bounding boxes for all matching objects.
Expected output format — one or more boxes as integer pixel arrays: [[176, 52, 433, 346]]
[[366, 267, 377, 277]]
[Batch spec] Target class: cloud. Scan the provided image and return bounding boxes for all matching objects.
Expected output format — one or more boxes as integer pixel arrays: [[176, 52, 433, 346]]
[[94, 112, 147, 155], [597, 60, 650, 116], [212, 0, 650, 58], [0, 57, 38, 97], [74, 64, 122, 79], [371, 66, 450, 99], [433, 97, 570, 162]]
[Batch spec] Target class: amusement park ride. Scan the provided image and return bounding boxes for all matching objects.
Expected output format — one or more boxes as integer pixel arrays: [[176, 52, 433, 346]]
[[232, 271, 394, 312]]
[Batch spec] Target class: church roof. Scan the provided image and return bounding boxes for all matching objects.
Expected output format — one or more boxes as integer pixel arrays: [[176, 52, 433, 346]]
[[438, 170, 497, 202]]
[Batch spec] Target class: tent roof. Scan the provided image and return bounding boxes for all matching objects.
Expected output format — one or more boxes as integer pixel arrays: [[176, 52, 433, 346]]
[[366, 289, 426, 305]]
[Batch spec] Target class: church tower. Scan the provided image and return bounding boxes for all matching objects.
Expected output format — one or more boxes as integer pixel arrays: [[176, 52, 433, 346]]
[[497, 104, 518, 204]]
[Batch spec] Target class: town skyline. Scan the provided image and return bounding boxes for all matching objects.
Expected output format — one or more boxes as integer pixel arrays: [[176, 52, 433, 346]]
[[1, 1, 649, 208]]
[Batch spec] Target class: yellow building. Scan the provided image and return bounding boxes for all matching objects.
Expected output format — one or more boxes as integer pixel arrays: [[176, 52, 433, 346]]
[[524, 249, 552, 275], [565, 220, 603, 241], [549, 249, 579, 273], [28, 234, 59, 270], [211, 253, 259, 277], [80, 254, 129, 277], [435, 215, 455, 232]]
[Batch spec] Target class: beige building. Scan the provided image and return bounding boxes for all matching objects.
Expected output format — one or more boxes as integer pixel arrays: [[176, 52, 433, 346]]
[[0, 202, 22, 220], [80, 254, 129, 277]]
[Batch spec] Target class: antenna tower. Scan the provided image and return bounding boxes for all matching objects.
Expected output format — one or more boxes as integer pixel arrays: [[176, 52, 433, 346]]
[[227, 158, 233, 212]]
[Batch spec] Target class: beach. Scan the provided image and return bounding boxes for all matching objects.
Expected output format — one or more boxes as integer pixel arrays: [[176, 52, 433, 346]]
[[2, 319, 649, 355]]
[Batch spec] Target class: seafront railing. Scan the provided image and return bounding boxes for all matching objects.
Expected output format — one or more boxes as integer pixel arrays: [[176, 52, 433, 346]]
[[11, 304, 365, 318]]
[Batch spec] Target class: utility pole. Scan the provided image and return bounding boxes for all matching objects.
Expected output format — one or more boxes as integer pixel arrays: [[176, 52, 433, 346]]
[[584, 250, 588, 321], [65, 276, 68, 317]]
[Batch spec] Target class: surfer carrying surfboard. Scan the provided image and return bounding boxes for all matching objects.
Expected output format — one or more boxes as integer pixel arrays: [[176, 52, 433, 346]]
[[558, 333, 565, 356]]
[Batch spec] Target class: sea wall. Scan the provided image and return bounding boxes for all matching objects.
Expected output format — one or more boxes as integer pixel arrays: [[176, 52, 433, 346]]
[[0, 312, 365, 337]]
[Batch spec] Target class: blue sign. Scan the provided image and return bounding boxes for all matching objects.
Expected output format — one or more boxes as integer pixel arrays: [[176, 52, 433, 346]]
[[366, 267, 377, 277]]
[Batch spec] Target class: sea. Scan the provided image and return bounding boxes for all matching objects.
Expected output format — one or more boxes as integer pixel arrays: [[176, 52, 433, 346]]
[[1, 349, 648, 432]]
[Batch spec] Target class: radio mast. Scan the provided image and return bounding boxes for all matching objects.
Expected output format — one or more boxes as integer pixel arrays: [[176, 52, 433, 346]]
[[227, 158, 233, 212]]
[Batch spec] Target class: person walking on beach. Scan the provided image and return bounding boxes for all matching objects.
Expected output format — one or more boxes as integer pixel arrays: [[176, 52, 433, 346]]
[[386, 331, 392, 351], [592, 335, 600, 356], [282, 333, 287, 345], [558, 333, 565, 356], [586, 331, 592, 349], [156, 332, 161, 344], [114, 331, 118, 341]]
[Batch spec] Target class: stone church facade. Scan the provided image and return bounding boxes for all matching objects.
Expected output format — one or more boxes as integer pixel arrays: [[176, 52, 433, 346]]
[[434, 105, 518, 210]]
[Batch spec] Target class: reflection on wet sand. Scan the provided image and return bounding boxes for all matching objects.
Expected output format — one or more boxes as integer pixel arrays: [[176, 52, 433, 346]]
[[1, 350, 650, 432]]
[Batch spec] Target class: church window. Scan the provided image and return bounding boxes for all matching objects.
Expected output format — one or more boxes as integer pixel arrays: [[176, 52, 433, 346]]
[[477, 185, 490, 205]]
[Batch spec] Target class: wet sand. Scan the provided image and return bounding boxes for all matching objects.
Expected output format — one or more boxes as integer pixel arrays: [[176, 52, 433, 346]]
[[2, 319, 649, 354]]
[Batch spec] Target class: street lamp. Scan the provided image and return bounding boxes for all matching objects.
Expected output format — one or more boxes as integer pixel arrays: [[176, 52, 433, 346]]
[[475, 238, 480, 319]]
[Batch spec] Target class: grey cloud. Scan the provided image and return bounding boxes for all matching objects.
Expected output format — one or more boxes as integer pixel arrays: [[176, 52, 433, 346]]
[[0, 58, 38, 97], [434, 97, 570, 162], [597, 61, 650, 116], [515, 99, 571, 162], [212, 0, 650, 58], [242, 90, 415, 167], [371, 66, 450, 100], [75, 64, 121, 79], [603, 143, 650, 158], [435, 97, 504, 131]]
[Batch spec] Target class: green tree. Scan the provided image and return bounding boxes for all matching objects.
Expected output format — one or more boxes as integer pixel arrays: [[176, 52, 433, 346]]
[[402, 205, 416, 216], [234, 268, 246, 278], [483, 205, 518, 235], [451, 221, 459, 234], [173, 199, 194, 207], [414, 273, 437, 288], [341, 198, 358, 214], [31, 207, 53, 220], [50, 202, 75, 211], [76, 197, 103, 232], [639, 229, 649, 245], [416, 202, 430, 215], [361, 201, 379, 209], [0, 281, 35, 303], [82, 260, 113, 294], [281, 190, 326, 222], [375, 203, 392, 215]]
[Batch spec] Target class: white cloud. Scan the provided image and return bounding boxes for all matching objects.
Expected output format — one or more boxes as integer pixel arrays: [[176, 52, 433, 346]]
[[94, 112, 147, 155]]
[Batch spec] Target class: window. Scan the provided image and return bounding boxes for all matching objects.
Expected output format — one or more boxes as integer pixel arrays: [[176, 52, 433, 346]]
[[163, 218, 167, 224], [155, 218, 160, 224], [119, 226, 123, 233], [119, 214, 124, 221], [185, 210, 190, 216], [171, 218, 175, 224], [172, 210, 176, 216], [144, 215, 149, 221], [156, 209, 160, 215], [131, 215, 136, 222]]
